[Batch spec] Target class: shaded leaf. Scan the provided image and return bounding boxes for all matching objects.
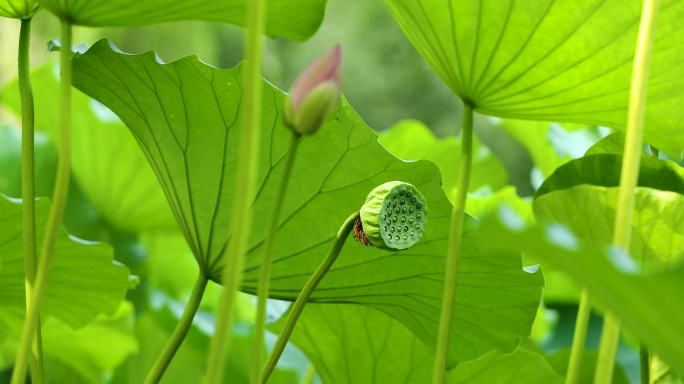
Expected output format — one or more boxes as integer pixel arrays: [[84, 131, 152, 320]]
[[37, 0, 326, 40], [546, 348, 629, 384], [271, 303, 563, 384], [0, 65, 176, 232], [71, 39, 543, 367], [0, 302, 138, 383], [385, 0, 684, 157], [0, 195, 131, 328], [0, 124, 57, 198]]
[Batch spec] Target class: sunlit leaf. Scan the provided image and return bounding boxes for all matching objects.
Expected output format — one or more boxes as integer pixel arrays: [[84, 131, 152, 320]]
[[385, 0, 684, 157], [534, 154, 684, 269], [0, 195, 131, 328], [379, 119, 507, 198], [37, 0, 326, 40], [71, 39, 543, 366], [477, 211, 684, 374]]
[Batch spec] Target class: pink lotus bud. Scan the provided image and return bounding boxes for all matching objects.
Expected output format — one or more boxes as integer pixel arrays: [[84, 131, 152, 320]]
[[284, 45, 341, 135]]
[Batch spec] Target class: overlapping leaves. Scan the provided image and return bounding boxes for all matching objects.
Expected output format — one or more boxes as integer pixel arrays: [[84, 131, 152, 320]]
[[534, 154, 684, 269], [477, 211, 684, 374], [0, 66, 176, 232], [0, 195, 130, 328], [71, 39, 543, 366]]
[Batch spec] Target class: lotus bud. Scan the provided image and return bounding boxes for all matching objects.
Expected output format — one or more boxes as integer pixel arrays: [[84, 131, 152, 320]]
[[0, 0, 38, 18], [354, 181, 428, 250], [283, 45, 341, 135]]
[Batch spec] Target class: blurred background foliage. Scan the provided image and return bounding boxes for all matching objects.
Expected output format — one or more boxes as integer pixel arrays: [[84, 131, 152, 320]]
[[0, 0, 644, 382]]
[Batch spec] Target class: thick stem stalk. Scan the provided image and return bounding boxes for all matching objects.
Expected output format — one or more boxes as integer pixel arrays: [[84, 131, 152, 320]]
[[204, 0, 266, 382], [18, 17, 45, 384], [566, 288, 592, 384], [640, 345, 649, 384], [11, 20, 72, 384], [431, 102, 474, 384], [145, 273, 209, 383], [594, 0, 659, 383], [251, 133, 301, 384], [261, 212, 358, 383]]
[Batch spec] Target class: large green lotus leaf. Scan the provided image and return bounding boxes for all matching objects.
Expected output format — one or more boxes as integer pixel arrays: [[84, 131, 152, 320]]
[[36, 0, 325, 40], [270, 303, 563, 384], [71, 39, 543, 367], [477, 211, 684, 375], [0, 0, 38, 19], [0, 65, 176, 232], [0, 302, 138, 383], [536, 154, 684, 197], [379, 119, 507, 198], [385, 0, 684, 157], [0, 195, 131, 328]]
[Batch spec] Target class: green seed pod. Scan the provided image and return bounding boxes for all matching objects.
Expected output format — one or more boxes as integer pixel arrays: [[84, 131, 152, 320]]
[[355, 181, 427, 250]]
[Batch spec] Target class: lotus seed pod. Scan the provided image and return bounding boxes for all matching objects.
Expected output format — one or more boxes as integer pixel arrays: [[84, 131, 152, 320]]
[[356, 181, 427, 250], [0, 0, 38, 18]]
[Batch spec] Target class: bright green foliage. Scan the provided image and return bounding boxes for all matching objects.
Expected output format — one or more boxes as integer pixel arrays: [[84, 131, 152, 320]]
[[1, 66, 176, 232], [0, 303, 138, 382], [379, 119, 507, 198], [271, 303, 564, 384], [36, 0, 325, 40], [534, 154, 684, 269], [465, 186, 532, 223], [70, 40, 543, 367], [0, 195, 130, 328], [585, 133, 626, 156], [477, 211, 684, 375], [385, 0, 684, 157], [0, 0, 38, 19], [536, 154, 684, 197], [496, 120, 569, 178]]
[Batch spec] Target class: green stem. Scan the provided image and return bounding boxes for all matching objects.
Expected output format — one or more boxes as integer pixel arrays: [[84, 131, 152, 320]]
[[145, 273, 208, 384], [566, 288, 591, 384], [18, 17, 44, 384], [262, 212, 358, 383], [640, 345, 649, 384], [251, 133, 301, 384], [204, 0, 266, 382], [594, 0, 659, 383], [432, 101, 474, 384], [11, 20, 72, 384]]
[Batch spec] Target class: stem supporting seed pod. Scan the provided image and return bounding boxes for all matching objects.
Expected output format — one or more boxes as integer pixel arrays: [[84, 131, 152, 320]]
[[356, 181, 428, 251], [262, 181, 428, 383]]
